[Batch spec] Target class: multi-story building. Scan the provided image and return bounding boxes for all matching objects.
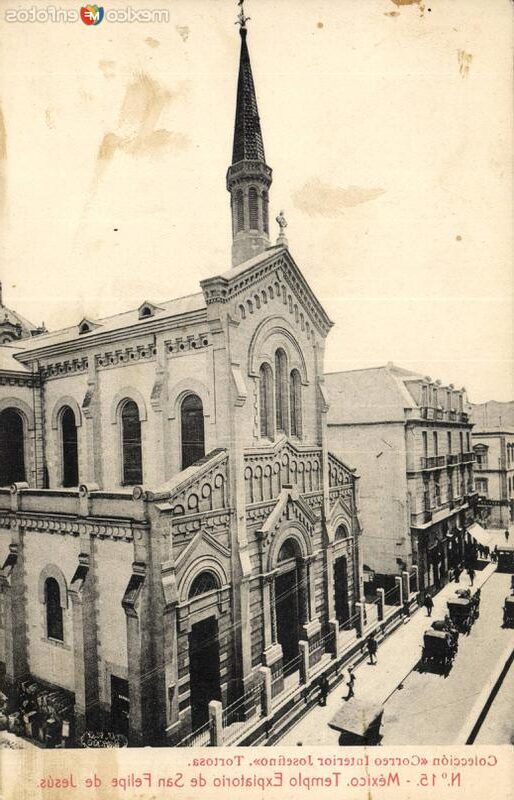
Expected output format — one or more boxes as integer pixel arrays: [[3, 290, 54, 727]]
[[326, 363, 478, 596], [0, 18, 362, 746], [471, 401, 514, 527]]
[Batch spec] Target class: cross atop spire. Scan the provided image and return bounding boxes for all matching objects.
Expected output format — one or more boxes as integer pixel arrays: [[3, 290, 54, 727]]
[[235, 0, 250, 31], [231, 3, 264, 164]]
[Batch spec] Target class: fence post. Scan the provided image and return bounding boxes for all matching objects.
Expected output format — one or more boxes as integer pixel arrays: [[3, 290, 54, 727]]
[[258, 666, 272, 717], [377, 589, 385, 621], [299, 641, 310, 684], [208, 700, 223, 746], [401, 570, 410, 600], [395, 576, 403, 607], [329, 618, 339, 659], [355, 602, 365, 638], [411, 565, 419, 593]]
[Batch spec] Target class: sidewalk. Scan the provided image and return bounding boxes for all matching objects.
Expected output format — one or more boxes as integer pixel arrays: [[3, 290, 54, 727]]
[[278, 562, 497, 745]]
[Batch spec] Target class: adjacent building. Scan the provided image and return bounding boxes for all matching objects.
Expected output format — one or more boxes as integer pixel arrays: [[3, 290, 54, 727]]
[[326, 364, 478, 596], [471, 401, 514, 527], [0, 19, 362, 746]]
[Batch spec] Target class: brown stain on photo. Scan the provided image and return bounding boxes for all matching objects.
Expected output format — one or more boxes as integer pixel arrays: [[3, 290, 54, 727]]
[[384, 11, 400, 17], [176, 25, 190, 42], [458, 50, 473, 78], [97, 72, 190, 161], [293, 177, 386, 217], [145, 36, 160, 49], [99, 60, 116, 79]]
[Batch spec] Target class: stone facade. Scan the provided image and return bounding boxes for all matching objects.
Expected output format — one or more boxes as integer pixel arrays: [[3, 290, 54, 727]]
[[326, 364, 478, 596], [471, 401, 514, 527], [0, 24, 362, 746]]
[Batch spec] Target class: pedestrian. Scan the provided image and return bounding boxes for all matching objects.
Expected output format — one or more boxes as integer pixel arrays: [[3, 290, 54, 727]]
[[318, 674, 329, 706], [484, 545, 490, 560], [424, 593, 434, 617], [454, 564, 461, 583], [367, 633, 378, 665], [505, 529, 510, 542], [344, 667, 356, 700], [467, 566, 475, 587]]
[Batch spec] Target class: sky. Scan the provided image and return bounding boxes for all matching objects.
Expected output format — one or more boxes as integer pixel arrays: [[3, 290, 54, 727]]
[[0, 0, 512, 403]]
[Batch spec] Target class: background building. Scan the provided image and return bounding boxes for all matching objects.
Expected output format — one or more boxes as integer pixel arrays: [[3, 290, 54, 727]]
[[471, 401, 514, 527], [0, 20, 362, 747], [326, 363, 478, 596]]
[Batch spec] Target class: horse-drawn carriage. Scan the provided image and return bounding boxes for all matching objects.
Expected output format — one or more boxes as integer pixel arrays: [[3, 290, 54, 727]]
[[503, 594, 514, 628], [421, 628, 457, 670], [447, 591, 474, 633]]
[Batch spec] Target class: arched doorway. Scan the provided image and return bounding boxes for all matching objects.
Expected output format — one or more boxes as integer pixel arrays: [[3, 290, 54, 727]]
[[187, 571, 221, 730], [0, 408, 26, 485], [274, 538, 301, 674], [333, 525, 350, 625], [60, 406, 79, 487], [181, 394, 205, 470]]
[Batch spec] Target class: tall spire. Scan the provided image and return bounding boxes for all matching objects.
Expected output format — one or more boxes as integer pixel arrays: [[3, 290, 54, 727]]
[[227, 4, 272, 268]]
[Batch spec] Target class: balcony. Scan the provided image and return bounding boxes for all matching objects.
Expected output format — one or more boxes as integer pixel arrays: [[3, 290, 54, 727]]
[[447, 454, 460, 466], [461, 452, 475, 464], [411, 509, 433, 526], [420, 455, 446, 470]]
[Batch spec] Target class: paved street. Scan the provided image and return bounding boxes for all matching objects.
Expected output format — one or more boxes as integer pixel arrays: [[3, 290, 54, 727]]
[[474, 659, 514, 744], [278, 562, 513, 745], [380, 570, 514, 744]]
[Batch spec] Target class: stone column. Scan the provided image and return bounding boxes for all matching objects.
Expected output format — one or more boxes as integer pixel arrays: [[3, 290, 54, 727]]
[[69, 538, 100, 738], [1, 529, 28, 707], [208, 700, 223, 746], [377, 588, 385, 621], [355, 601, 365, 638], [299, 641, 309, 685], [401, 570, 410, 600], [395, 576, 403, 607], [411, 565, 419, 593], [258, 666, 272, 717], [329, 619, 340, 659]]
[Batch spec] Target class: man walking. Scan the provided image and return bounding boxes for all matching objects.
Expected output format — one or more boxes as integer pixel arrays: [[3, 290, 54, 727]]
[[424, 593, 434, 617], [367, 633, 378, 665], [344, 667, 356, 700], [318, 674, 329, 706], [467, 566, 475, 586], [505, 529, 510, 543]]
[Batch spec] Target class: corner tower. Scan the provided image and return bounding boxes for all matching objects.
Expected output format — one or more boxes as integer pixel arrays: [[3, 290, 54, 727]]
[[227, 11, 272, 268]]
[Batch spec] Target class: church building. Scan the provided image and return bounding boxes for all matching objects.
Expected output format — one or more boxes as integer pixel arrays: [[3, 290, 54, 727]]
[[0, 17, 362, 746]]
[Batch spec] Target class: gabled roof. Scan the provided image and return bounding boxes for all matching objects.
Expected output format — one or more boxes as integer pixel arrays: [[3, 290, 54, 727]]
[[470, 400, 514, 432], [0, 345, 30, 373], [201, 245, 333, 338], [13, 292, 206, 359], [326, 364, 421, 425]]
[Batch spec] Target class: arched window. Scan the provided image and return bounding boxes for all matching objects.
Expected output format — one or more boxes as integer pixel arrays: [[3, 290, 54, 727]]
[[262, 191, 269, 234], [189, 571, 219, 599], [277, 538, 300, 563], [121, 400, 143, 485], [181, 394, 205, 470], [274, 349, 288, 434], [45, 577, 63, 641], [61, 406, 79, 487], [248, 187, 259, 230], [289, 369, 302, 438], [259, 363, 273, 438], [0, 409, 25, 485], [235, 190, 244, 232]]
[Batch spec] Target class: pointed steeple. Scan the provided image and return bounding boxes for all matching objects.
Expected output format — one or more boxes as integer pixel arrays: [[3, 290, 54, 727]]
[[227, 16, 272, 268], [231, 27, 266, 164]]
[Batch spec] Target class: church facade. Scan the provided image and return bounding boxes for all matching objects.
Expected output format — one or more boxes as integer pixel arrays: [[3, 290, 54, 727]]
[[0, 21, 363, 746]]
